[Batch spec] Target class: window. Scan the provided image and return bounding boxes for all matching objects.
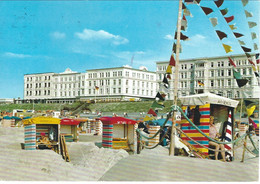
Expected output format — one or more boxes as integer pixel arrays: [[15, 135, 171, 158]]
[[113, 88, 116, 93], [228, 79, 231, 86], [118, 88, 121, 93], [210, 80, 214, 87], [133, 80, 135, 86], [126, 80, 128, 85], [228, 69, 231, 76], [118, 71, 122, 76], [89, 89, 91, 94], [133, 89, 135, 94], [126, 88, 128, 93], [118, 79, 121, 85], [211, 62, 214, 67], [113, 71, 117, 77], [113, 80, 116, 85], [126, 71, 129, 77]]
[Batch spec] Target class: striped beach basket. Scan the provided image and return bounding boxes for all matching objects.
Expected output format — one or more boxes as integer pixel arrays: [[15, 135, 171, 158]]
[[148, 126, 160, 147], [24, 124, 36, 150], [180, 104, 210, 155], [102, 124, 113, 148]]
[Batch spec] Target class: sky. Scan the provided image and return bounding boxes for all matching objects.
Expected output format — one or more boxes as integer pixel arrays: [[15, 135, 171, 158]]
[[0, 0, 259, 98]]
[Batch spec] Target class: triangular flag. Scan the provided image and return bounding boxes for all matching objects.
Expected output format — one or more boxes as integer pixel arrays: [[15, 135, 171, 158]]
[[256, 59, 260, 64], [169, 54, 176, 66], [167, 74, 171, 79], [209, 17, 218, 27], [175, 32, 189, 41], [195, 0, 201, 4], [248, 59, 255, 66], [238, 40, 245, 45], [183, 8, 192, 17], [244, 100, 255, 107], [162, 75, 169, 85], [172, 43, 182, 53], [252, 65, 257, 72], [148, 108, 157, 116], [182, 3, 187, 9], [220, 8, 228, 16], [241, 46, 251, 53], [216, 30, 227, 40], [254, 72, 259, 77], [245, 52, 251, 58], [249, 118, 257, 129], [254, 43, 258, 50], [151, 101, 164, 109], [214, 0, 224, 7], [185, 0, 194, 4], [251, 32, 257, 39], [181, 17, 188, 31], [234, 32, 244, 38], [166, 65, 172, 74], [247, 105, 256, 117], [156, 92, 165, 101], [222, 43, 233, 53], [201, 6, 213, 15], [228, 57, 236, 67], [229, 24, 237, 30], [236, 79, 248, 88], [248, 21, 257, 28], [233, 68, 242, 79], [224, 16, 234, 23], [245, 10, 253, 17], [144, 115, 154, 122], [256, 53, 259, 59], [242, 0, 249, 7]]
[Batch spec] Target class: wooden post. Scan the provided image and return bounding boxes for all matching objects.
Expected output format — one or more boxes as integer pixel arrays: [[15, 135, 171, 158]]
[[241, 135, 248, 162], [137, 131, 140, 154], [169, 0, 183, 156]]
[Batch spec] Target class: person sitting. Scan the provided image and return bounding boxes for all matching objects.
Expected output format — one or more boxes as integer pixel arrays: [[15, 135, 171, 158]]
[[209, 116, 226, 162], [38, 132, 52, 149]]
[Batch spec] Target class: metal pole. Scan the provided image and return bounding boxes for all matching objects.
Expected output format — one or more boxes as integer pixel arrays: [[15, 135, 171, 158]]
[[169, 0, 183, 156]]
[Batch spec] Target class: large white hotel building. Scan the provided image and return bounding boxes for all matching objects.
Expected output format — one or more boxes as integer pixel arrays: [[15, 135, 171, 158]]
[[157, 54, 259, 99], [23, 54, 260, 103], [24, 66, 157, 103]]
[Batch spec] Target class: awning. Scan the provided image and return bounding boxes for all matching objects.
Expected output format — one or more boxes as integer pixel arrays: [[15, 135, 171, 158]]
[[149, 118, 173, 126], [179, 93, 239, 108], [23, 116, 60, 125], [3, 116, 12, 120], [60, 118, 80, 125], [99, 116, 137, 125]]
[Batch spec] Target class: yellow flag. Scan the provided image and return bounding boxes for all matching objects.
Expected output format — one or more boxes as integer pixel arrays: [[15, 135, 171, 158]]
[[247, 105, 256, 117], [222, 43, 233, 53], [166, 65, 172, 74], [229, 24, 237, 30], [252, 65, 257, 72], [144, 115, 154, 122]]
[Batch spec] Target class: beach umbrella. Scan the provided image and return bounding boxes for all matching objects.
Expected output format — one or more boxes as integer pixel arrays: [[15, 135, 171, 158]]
[[11, 116, 22, 120]]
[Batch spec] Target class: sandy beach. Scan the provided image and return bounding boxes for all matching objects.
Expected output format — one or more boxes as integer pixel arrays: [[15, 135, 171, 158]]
[[0, 126, 258, 181]]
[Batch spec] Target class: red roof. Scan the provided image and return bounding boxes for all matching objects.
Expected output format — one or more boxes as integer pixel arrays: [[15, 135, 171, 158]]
[[99, 116, 137, 125], [60, 118, 80, 125]]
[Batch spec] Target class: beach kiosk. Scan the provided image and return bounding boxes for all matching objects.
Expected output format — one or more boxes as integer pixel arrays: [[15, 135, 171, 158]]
[[23, 116, 60, 153], [99, 116, 137, 151], [179, 93, 239, 159], [60, 118, 80, 142]]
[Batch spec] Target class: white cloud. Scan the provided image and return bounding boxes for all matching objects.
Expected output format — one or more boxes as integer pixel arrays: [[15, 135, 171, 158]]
[[50, 31, 66, 39], [75, 28, 129, 45], [164, 34, 174, 40], [3, 52, 32, 58]]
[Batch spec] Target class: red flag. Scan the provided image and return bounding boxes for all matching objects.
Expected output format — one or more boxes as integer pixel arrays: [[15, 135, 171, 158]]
[[256, 59, 260, 64], [228, 57, 236, 67], [248, 59, 255, 66], [249, 118, 257, 129], [169, 54, 176, 66], [167, 74, 171, 79], [148, 108, 157, 116], [182, 14, 187, 21], [224, 15, 234, 23]]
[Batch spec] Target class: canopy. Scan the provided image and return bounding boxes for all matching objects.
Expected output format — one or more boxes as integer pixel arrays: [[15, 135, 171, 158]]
[[60, 118, 80, 125], [23, 116, 60, 125], [11, 116, 22, 120], [3, 116, 12, 120], [99, 116, 137, 125], [179, 93, 239, 108]]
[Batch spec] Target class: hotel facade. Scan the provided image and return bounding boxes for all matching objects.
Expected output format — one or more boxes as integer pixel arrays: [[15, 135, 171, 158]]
[[23, 66, 157, 103], [23, 54, 259, 103], [156, 54, 260, 100]]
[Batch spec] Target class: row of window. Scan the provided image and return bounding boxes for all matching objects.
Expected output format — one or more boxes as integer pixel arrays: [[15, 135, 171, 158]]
[[26, 90, 51, 96], [88, 71, 154, 80]]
